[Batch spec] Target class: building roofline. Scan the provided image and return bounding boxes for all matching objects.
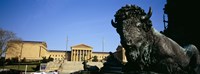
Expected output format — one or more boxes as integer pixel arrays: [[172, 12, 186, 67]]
[[10, 40, 45, 43], [9, 40, 47, 47], [71, 44, 93, 48], [93, 51, 110, 54], [48, 50, 71, 52], [22, 41, 45, 43]]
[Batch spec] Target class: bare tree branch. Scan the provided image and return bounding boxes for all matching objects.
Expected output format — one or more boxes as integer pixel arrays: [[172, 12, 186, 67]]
[[0, 28, 21, 58]]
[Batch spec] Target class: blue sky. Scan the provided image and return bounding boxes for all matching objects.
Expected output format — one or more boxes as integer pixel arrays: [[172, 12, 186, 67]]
[[0, 0, 166, 52]]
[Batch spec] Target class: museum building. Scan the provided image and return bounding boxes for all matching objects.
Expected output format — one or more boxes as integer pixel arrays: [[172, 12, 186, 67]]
[[5, 40, 109, 62]]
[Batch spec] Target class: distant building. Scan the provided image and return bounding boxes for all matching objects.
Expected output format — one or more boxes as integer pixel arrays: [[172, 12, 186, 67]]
[[5, 41, 110, 62]]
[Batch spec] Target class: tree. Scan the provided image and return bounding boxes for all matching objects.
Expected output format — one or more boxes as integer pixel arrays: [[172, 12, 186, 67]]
[[92, 56, 98, 62], [0, 28, 20, 58], [47, 56, 53, 62], [21, 57, 26, 63], [41, 57, 48, 63], [41, 56, 53, 63], [0, 57, 5, 66]]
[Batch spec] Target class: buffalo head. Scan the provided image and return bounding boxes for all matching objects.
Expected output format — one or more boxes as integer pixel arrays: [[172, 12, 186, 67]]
[[112, 5, 153, 62]]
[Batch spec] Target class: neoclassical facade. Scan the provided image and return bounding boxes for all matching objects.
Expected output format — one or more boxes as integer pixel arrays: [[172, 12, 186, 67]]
[[69, 44, 110, 62], [70, 44, 92, 61]]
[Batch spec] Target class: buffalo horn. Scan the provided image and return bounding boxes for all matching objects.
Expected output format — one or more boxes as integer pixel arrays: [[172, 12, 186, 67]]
[[141, 7, 152, 20], [111, 19, 117, 28]]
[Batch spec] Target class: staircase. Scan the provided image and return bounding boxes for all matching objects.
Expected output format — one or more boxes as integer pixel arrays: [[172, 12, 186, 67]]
[[59, 60, 84, 73], [45, 60, 63, 72]]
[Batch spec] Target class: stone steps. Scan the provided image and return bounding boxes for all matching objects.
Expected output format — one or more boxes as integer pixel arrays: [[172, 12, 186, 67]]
[[60, 61, 103, 73], [45, 61, 62, 72], [44, 60, 104, 73], [60, 62, 83, 73]]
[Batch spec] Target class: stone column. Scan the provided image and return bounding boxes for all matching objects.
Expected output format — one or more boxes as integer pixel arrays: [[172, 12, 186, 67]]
[[80, 50, 82, 61], [72, 50, 74, 61], [84, 50, 86, 60], [78, 50, 80, 61], [71, 50, 73, 61], [73, 50, 75, 61], [88, 50, 89, 60], [82, 50, 84, 61], [79, 50, 81, 61], [77, 50, 79, 61], [87, 50, 90, 59], [74, 50, 76, 61], [85, 50, 87, 60], [82, 50, 83, 60], [79, 50, 82, 61], [87, 50, 89, 60], [76, 50, 78, 61], [89, 50, 92, 60]]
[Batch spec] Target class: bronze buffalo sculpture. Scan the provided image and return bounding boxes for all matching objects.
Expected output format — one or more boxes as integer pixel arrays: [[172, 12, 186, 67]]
[[112, 4, 200, 74]]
